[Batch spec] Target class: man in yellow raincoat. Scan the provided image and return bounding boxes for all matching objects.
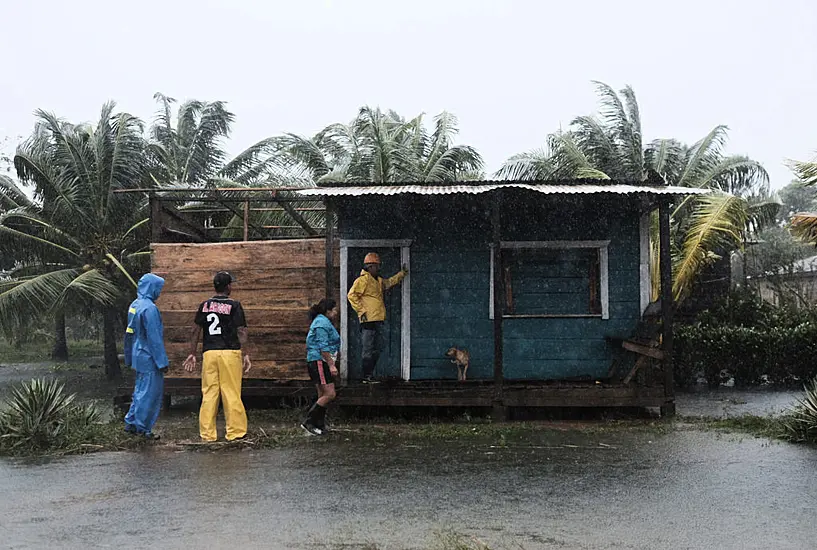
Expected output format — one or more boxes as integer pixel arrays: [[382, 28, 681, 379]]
[[347, 252, 407, 383]]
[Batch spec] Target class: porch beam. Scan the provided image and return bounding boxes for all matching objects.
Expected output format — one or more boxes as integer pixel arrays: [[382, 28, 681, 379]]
[[659, 198, 675, 416], [325, 199, 335, 300], [491, 192, 505, 417]]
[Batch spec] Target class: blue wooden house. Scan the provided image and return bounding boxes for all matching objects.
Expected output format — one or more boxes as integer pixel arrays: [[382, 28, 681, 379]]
[[299, 181, 706, 415]]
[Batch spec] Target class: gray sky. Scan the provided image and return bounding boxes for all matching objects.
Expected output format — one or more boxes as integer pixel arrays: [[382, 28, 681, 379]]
[[1, 0, 815, 189]]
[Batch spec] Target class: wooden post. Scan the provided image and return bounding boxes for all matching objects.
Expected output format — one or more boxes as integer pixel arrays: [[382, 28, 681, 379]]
[[491, 193, 507, 420], [659, 199, 676, 417], [150, 194, 162, 243], [325, 200, 335, 300], [242, 201, 249, 242]]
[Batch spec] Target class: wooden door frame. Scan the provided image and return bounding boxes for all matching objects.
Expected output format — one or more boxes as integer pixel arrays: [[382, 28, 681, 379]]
[[339, 239, 412, 383]]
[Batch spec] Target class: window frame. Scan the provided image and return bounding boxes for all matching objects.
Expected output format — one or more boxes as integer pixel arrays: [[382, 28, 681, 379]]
[[489, 240, 610, 320]]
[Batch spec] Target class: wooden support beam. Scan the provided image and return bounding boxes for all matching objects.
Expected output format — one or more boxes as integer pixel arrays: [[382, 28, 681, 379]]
[[325, 200, 335, 300], [659, 199, 676, 417], [491, 192, 504, 416], [269, 190, 318, 236], [243, 201, 249, 241], [150, 194, 162, 243], [156, 201, 209, 243]]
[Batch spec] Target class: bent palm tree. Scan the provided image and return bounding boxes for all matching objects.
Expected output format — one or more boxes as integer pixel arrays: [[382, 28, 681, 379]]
[[0, 104, 150, 379], [498, 81, 774, 302]]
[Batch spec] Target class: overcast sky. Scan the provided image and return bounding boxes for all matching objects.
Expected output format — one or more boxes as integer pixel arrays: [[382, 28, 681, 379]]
[[1, 0, 815, 189]]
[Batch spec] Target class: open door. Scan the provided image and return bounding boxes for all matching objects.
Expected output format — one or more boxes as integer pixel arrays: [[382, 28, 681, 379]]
[[340, 239, 411, 383], [345, 247, 402, 380]]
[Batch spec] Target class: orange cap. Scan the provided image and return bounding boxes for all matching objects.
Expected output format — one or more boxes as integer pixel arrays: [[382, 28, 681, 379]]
[[363, 252, 381, 265]]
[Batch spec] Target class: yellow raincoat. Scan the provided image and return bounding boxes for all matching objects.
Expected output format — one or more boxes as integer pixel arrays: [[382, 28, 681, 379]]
[[347, 269, 407, 322]]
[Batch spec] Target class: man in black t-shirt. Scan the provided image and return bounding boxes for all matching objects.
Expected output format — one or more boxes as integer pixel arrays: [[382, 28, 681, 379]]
[[183, 271, 251, 442]]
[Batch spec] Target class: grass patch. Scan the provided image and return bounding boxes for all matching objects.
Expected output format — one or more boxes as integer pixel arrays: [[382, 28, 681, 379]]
[[0, 339, 108, 364], [686, 415, 787, 439]]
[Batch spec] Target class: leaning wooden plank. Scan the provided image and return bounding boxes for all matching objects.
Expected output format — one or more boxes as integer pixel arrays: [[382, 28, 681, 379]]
[[622, 340, 665, 360], [622, 355, 651, 385]]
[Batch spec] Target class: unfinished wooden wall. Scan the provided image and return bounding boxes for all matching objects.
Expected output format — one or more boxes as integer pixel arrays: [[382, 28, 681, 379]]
[[152, 240, 338, 380]]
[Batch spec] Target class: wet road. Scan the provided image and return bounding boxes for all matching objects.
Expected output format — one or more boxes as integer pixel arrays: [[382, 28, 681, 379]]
[[3, 428, 816, 549], [676, 388, 802, 418]]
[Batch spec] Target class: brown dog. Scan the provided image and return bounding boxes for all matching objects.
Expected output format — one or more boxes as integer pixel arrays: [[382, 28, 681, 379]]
[[445, 347, 470, 381]]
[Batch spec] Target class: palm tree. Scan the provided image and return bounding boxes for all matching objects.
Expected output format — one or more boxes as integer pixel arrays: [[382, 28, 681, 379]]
[[268, 106, 484, 185], [147, 93, 282, 187], [0, 103, 150, 379], [788, 155, 817, 243], [497, 81, 775, 302]]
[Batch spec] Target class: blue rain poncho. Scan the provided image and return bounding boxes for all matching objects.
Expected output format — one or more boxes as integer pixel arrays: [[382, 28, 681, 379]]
[[124, 273, 169, 435], [124, 273, 169, 372]]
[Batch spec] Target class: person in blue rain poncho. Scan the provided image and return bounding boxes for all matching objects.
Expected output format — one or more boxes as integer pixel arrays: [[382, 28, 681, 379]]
[[124, 273, 169, 440]]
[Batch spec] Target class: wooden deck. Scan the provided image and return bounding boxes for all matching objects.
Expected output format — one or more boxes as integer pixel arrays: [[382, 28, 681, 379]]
[[117, 378, 668, 410]]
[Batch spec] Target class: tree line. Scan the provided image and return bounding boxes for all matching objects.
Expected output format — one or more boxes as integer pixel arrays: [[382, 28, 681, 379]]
[[0, 81, 812, 378]]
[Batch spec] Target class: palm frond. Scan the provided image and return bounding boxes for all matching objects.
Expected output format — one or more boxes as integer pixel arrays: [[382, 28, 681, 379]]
[[179, 100, 234, 184], [697, 155, 769, 196], [219, 137, 278, 182], [673, 193, 748, 301], [676, 125, 729, 187], [0, 269, 81, 329], [550, 132, 611, 180], [644, 138, 685, 180], [790, 212, 817, 244], [62, 267, 124, 305], [786, 156, 817, 186], [495, 149, 554, 181], [104, 253, 137, 288], [745, 195, 781, 234], [0, 175, 33, 210]]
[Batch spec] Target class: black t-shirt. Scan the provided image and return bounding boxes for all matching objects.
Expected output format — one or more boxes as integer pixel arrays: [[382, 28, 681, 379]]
[[195, 296, 247, 352]]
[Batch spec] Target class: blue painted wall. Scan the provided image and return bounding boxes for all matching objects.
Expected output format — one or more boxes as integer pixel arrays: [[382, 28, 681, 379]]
[[336, 191, 643, 381]]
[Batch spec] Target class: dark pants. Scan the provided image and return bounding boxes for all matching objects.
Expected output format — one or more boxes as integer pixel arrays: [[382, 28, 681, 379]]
[[361, 321, 384, 378]]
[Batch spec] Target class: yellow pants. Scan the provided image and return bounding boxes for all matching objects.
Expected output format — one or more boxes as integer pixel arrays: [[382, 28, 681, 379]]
[[200, 349, 248, 441]]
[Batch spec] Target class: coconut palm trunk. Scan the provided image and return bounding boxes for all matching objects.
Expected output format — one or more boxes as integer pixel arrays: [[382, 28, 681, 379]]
[[51, 310, 68, 360]]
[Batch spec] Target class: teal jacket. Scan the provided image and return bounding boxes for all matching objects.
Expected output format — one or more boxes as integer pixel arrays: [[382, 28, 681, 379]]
[[306, 314, 340, 362]]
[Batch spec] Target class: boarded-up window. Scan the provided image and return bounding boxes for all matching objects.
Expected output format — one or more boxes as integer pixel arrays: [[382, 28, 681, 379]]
[[490, 241, 609, 319]]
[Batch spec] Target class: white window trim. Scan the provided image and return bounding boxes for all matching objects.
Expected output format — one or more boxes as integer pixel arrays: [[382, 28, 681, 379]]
[[339, 239, 412, 383], [639, 213, 651, 314], [489, 240, 610, 320]]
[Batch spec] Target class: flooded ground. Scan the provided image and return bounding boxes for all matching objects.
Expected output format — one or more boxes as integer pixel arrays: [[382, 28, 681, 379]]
[[2, 426, 817, 549], [676, 388, 802, 418], [2, 362, 815, 549]]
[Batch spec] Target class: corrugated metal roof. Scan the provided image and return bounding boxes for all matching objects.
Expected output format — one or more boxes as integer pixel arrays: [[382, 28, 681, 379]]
[[297, 183, 710, 197]]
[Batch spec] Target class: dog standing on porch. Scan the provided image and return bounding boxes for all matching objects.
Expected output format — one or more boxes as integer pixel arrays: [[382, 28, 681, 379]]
[[445, 346, 470, 381]]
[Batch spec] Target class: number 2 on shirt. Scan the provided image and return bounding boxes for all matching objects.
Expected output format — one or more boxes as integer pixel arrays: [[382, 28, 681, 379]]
[[207, 313, 222, 335]]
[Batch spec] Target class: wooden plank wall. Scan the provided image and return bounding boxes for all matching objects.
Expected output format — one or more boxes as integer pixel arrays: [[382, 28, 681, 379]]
[[152, 240, 338, 380]]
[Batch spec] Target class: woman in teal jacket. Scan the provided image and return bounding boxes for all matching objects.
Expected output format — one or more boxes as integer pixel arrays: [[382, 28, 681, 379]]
[[302, 298, 340, 435], [123, 273, 169, 439]]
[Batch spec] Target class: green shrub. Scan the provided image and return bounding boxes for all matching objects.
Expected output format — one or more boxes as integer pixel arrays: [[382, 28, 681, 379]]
[[674, 291, 817, 388], [781, 377, 817, 444], [0, 378, 101, 454]]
